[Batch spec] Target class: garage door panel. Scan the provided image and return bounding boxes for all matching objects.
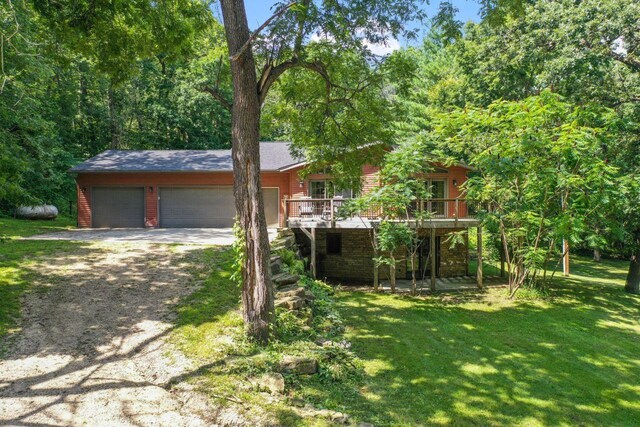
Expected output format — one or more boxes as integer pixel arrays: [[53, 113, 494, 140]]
[[159, 187, 279, 228], [160, 187, 235, 228], [92, 187, 145, 228]]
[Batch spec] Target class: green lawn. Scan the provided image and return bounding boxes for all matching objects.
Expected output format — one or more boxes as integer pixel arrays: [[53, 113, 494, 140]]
[[4, 217, 637, 426], [334, 256, 640, 426], [170, 246, 640, 426], [0, 217, 76, 340]]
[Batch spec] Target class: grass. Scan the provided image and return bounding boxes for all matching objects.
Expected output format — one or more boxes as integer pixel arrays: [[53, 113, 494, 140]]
[[0, 216, 77, 340], [171, 247, 363, 426], [333, 256, 640, 426], [171, 244, 640, 426], [0, 216, 75, 238], [4, 216, 633, 425]]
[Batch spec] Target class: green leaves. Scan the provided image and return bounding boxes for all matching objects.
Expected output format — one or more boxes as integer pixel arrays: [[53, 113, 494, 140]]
[[433, 91, 620, 287], [33, 0, 213, 84], [0, 2, 231, 211]]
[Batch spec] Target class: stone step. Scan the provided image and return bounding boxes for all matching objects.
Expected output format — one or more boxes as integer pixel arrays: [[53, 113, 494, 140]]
[[270, 255, 282, 263], [272, 272, 300, 287], [270, 258, 283, 275], [280, 356, 317, 375], [276, 285, 306, 299], [275, 296, 305, 310]]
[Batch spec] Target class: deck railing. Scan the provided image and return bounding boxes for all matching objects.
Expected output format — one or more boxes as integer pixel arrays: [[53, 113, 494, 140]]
[[284, 198, 471, 223]]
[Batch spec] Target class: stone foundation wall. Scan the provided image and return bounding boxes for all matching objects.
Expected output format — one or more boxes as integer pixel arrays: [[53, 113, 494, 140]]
[[421, 228, 469, 277], [316, 229, 387, 282], [293, 227, 470, 282]]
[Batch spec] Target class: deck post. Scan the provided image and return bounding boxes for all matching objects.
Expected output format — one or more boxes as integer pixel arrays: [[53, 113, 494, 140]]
[[330, 199, 335, 227], [310, 227, 317, 279], [477, 226, 483, 289], [430, 229, 436, 292], [562, 239, 570, 276], [373, 264, 379, 290], [454, 198, 459, 226], [300, 227, 317, 279], [373, 227, 380, 291], [465, 228, 470, 276], [283, 196, 289, 226]]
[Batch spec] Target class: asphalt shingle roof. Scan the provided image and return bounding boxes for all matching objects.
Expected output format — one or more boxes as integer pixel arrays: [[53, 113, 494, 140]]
[[70, 142, 301, 173]]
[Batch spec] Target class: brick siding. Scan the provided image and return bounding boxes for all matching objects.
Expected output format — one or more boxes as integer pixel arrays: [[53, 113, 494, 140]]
[[76, 172, 290, 228]]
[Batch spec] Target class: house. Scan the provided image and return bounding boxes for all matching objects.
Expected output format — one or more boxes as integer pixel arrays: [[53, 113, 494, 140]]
[[71, 142, 483, 286]]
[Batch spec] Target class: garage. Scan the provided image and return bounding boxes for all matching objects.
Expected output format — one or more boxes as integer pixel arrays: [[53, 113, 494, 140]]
[[159, 187, 280, 228], [92, 187, 145, 228], [72, 143, 296, 229]]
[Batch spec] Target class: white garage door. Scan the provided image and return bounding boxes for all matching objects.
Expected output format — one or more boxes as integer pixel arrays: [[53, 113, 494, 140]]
[[159, 187, 279, 228]]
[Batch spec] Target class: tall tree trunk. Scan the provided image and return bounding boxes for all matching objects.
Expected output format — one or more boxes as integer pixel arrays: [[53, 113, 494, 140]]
[[220, 0, 274, 343], [592, 226, 602, 262], [626, 249, 640, 294], [593, 248, 601, 262]]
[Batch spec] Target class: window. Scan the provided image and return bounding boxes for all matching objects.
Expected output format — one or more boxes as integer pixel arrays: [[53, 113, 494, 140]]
[[427, 179, 447, 216], [326, 233, 342, 255], [309, 180, 327, 199], [308, 180, 355, 199], [428, 180, 446, 199]]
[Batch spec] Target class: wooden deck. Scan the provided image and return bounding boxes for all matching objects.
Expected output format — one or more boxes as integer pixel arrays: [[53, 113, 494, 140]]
[[286, 217, 480, 229], [285, 197, 486, 289], [284, 197, 479, 229]]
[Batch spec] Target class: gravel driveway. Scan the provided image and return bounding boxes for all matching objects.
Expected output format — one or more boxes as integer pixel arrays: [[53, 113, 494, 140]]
[[23, 227, 279, 245], [0, 242, 222, 426]]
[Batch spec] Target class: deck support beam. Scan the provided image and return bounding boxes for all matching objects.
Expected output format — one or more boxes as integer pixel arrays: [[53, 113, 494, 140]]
[[465, 229, 470, 276], [430, 229, 436, 292], [372, 227, 379, 291], [477, 226, 483, 289], [562, 239, 570, 277], [300, 227, 316, 279], [310, 228, 316, 279]]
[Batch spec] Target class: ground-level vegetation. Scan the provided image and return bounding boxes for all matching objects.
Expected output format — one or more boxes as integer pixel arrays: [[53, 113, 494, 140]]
[[337, 256, 640, 425], [1, 219, 638, 425], [171, 243, 639, 426], [170, 245, 364, 426], [0, 217, 76, 341]]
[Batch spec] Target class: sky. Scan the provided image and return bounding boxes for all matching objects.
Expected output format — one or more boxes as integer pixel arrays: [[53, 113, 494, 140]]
[[212, 1, 481, 54]]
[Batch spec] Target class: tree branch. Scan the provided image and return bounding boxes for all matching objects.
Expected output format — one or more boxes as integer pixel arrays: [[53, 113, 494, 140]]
[[613, 96, 640, 106], [608, 50, 640, 73], [230, 1, 298, 62], [293, 0, 311, 55], [202, 86, 232, 111], [258, 57, 366, 105]]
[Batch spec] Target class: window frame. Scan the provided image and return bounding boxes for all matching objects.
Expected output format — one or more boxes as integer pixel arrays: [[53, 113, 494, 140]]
[[326, 232, 343, 255], [308, 179, 356, 199]]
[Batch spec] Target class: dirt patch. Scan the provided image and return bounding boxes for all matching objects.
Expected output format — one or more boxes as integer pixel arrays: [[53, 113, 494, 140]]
[[0, 242, 226, 426]]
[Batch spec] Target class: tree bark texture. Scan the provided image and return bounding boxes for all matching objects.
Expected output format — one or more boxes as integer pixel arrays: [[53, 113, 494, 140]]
[[220, 0, 274, 343], [626, 249, 640, 294], [593, 248, 601, 262]]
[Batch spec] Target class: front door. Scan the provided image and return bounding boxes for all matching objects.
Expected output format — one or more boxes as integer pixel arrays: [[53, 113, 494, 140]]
[[406, 236, 441, 280]]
